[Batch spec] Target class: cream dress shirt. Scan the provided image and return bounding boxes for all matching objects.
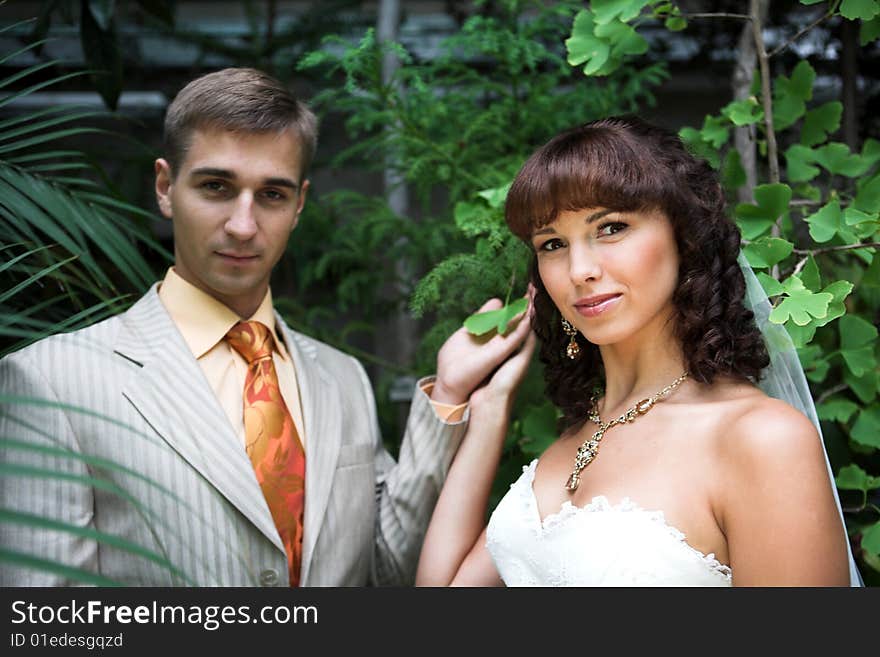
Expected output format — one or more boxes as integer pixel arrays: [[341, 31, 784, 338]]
[[158, 268, 465, 449]]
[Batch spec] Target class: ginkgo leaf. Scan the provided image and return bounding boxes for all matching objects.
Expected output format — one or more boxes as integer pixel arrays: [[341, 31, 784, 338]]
[[804, 200, 842, 243], [769, 276, 832, 326], [463, 297, 528, 336]]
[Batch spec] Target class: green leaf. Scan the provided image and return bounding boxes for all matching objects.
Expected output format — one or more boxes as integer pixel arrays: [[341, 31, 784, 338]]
[[520, 403, 560, 456], [665, 16, 687, 31], [722, 149, 746, 189], [800, 255, 822, 291], [723, 98, 763, 126], [840, 313, 879, 350], [735, 183, 792, 239], [769, 276, 832, 326], [854, 173, 880, 213], [789, 60, 817, 100], [786, 321, 817, 348], [851, 406, 880, 448], [700, 115, 730, 148], [566, 11, 609, 72], [597, 19, 649, 58], [592, 0, 650, 24], [844, 207, 876, 225], [773, 61, 814, 130], [839, 314, 878, 376], [463, 297, 528, 336], [862, 138, 880, 165], [814, 280, 854, 327], [845, 368, 878, 404], [804, 200, 842, 243], [840, 0, 880, 21], [477, 183, 511, 209], [785, 144, 820, 182], [813, 142, 869, 177], [863, 521, 880, 557], [757, 272, 785, 296], [798, 345, 831, 382], [801, 101, 842, 146], [835, 463, 880, 491], [819, 398, 860, 423], [679, 126, 719, 168], [743, 237, 793, 269], [861, 16, 880, 44]]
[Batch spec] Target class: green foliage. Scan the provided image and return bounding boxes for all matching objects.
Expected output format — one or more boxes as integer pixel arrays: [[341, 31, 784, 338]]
[[292, 0, 665, 499], [0, 24, 169, 357], [561, 0, 880, 581]]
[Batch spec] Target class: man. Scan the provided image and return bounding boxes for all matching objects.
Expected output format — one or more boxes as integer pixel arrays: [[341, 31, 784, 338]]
[[0, 68, 530, 586]]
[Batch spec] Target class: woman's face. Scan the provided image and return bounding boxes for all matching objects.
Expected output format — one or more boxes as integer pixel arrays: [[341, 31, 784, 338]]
[[531, 206, 680, 348]]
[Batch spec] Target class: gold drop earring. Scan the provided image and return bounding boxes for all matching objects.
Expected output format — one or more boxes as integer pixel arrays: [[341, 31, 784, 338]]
[[561, 318, 580, 360]]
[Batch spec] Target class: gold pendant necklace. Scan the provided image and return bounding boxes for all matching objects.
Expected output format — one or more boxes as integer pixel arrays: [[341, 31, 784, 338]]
[[564, 372, 689, 492]]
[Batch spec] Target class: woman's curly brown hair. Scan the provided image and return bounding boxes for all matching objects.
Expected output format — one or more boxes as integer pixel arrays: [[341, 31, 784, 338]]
[[505, 116, 770, 434]]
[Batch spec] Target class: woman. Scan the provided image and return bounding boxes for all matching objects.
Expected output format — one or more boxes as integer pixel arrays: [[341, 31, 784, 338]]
[[416, 116, 859, 586]]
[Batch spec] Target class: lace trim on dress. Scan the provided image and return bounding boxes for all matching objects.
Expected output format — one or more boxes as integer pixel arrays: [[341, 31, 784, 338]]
[[518, 459, 732, 581]]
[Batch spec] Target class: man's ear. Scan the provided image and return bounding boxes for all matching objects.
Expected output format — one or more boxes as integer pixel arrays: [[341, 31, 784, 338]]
[[291, 179, 310, 232], [155, 158, 174, 219]]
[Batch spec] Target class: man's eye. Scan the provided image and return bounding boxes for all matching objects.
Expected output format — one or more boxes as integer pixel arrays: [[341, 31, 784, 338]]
[[597, 222, 628, 237], [201, 181, 227, 193], [261, 189, 287, 201]]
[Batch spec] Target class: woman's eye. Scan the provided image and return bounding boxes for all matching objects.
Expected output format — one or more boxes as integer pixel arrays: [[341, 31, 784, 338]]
[[536, 238, 564, 252], [597, 221, 628, 237]]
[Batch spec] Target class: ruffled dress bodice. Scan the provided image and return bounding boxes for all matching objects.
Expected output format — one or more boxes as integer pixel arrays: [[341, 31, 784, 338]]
[[486, 460, 732, 587]]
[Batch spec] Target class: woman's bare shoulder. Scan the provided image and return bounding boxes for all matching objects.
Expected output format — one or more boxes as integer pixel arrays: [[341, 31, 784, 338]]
[[701, 380, 826, 485]]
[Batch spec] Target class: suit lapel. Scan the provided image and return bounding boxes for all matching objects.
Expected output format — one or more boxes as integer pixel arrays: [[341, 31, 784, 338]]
[[276, 316, 343, 585], [114, 287, 283, 553]]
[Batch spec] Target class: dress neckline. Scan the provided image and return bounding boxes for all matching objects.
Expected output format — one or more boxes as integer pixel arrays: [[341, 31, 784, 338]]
[[520, 459, 733, 581]]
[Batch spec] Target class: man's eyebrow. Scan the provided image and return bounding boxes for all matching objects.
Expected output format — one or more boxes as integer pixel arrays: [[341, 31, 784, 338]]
[[189, 168, 299, 191], [189, 167, 235, 179]]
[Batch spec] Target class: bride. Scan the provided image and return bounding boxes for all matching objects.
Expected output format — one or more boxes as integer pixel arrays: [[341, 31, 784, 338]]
[[416, 116, 859, 586]]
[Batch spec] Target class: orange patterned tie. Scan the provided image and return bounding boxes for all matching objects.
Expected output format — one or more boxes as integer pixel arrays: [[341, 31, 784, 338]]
[[226, 321, 305, 587]]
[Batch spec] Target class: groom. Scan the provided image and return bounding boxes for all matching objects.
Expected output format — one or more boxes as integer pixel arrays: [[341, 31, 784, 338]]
[[0, 68, 528, 586]]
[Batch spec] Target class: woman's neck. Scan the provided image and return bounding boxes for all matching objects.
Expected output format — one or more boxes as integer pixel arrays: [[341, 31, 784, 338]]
[[597, 314, 688, 418]]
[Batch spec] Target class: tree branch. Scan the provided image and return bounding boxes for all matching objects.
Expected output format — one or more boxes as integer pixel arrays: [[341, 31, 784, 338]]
[[752, 0, 779, 185], [681, 13, 751, 20], [768, 5, 836, 58], [792, 242, 880, 255], [816, 382, 849, 406]]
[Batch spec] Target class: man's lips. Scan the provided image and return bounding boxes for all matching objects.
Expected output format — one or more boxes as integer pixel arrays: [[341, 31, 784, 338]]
[[216, 251, 260, 261], [574, 293, 621, 317]]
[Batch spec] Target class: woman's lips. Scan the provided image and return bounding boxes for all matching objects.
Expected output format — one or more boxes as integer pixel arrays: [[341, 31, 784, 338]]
[[574, 294, 621, 317]]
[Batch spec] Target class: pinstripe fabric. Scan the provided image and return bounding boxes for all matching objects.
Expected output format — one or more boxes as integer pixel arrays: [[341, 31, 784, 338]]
[[0, 285, 466, 586]]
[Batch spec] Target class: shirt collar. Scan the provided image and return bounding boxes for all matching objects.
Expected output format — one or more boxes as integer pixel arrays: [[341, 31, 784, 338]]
[[157, 267, 290, 361]]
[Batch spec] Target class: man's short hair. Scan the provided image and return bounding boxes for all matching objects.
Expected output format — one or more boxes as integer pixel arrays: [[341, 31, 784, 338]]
[[163, 67, 318, 179]]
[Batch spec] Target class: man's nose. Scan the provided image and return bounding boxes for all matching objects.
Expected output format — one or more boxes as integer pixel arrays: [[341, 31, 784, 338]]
[[225, 192, 258, 241]]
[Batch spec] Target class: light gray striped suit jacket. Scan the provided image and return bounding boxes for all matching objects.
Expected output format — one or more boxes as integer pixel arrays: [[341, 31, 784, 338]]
[[0, 286, 466, 586]]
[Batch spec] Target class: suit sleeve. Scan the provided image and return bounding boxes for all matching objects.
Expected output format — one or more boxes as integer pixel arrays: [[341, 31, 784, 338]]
[[351, 359, 467, 585], [0, 349, 99, 586]]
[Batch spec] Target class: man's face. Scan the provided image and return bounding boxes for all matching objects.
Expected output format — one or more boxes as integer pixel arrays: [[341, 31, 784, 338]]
[[155, 126, 309, 317]]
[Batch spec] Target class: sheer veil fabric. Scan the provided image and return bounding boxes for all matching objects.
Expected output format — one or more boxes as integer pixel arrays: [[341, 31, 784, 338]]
[[738, 253, 863, 586]]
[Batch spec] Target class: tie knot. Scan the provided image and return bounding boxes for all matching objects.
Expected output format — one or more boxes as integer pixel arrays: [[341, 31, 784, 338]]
[[226, 321, 274, 364]]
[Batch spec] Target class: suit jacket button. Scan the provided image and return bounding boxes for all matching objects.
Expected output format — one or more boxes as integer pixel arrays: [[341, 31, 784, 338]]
[[259, 569, 279, 586]]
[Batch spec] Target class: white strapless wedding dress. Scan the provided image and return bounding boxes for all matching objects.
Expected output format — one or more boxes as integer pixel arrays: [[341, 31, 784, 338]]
[[486, 460, 732, 586]]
